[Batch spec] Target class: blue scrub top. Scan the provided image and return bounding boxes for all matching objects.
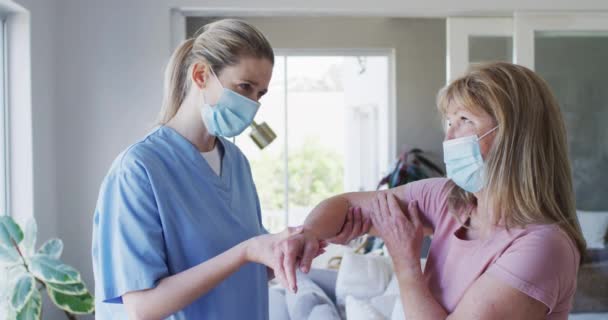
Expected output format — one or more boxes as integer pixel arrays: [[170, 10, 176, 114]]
[[92, 126, 269, 319]]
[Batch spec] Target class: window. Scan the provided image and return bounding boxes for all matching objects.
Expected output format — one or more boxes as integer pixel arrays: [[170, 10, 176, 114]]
[[0, 16, 5, 318], [0, 1, 32, 316], [235, 52, 393, 232], [0, 17, 7, 217]]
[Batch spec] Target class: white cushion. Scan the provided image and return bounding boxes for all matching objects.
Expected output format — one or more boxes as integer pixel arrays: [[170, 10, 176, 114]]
[[390, 298, 406, 320], [269, 287, 290, 320], [371, 294, 398, 319], [577, 210, 608, 248], [285, 271, 340, 320], [311, 243, 355, 270], [336, 252, 393, 306], [383, 275, 400, 296], [345, 296, 388, 320]]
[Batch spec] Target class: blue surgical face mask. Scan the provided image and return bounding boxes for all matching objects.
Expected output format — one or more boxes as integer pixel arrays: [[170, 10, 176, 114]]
[[443, 126, 498, 193], [200, 68, 260, 137]]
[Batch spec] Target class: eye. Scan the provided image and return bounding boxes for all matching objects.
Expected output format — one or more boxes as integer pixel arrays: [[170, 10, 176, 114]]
[[461, 116, 473, 124], [238, 83, 252, 91]]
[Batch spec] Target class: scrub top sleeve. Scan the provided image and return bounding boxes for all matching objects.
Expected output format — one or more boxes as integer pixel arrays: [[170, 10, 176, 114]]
[[95, 165, 168, 304]]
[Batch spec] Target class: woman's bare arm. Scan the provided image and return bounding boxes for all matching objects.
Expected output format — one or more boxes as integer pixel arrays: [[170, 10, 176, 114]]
[[122, 241, 249, 320]]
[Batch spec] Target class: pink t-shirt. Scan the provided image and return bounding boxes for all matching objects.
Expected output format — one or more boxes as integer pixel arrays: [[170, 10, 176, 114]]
[[399, 178, 580, 319]]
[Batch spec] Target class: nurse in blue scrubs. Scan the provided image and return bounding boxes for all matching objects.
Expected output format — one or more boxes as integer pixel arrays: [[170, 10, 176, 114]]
[[91, 19, 328, 319]]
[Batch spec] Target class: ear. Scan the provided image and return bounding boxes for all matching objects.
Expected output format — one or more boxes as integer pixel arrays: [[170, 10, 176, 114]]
[[191, 62, 210, 90]]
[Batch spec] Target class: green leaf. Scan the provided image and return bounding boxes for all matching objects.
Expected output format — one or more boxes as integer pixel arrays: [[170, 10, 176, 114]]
[[1, 265, 27, 293], [28, 255, 81, 284], [0, 244, 21, 267], [19, 219, 37, 257], [0, 216, 24, 247], [16, 288, 41, 320], [10, 273, 35, 312], [8, 265, 28, 280], [2, 265, 27, 300], [36, 238, 63, 259], [46, 281, 87, 295], [47, 288, 95, 314]]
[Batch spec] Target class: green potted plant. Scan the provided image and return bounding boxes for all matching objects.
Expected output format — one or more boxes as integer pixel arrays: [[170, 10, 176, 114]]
[[0, 216, 94, 319]]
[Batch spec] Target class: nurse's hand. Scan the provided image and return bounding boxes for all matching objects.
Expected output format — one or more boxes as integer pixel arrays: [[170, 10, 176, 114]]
[[272, 227, 328, 293], [326, 207, 371, 245], [246, 227, 327, 293]]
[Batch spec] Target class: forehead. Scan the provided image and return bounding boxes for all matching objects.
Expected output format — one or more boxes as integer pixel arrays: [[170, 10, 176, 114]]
[[222, 57, 273, 82], [445, 100, 494, 120], [445, 101, 473, 116]]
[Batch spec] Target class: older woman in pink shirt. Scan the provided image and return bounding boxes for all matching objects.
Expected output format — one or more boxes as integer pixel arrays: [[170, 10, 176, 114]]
[[274, 62, 585, 319]]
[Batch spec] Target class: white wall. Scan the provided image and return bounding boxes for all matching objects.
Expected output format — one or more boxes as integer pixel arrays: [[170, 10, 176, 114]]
[[12, 1, 608, 319]]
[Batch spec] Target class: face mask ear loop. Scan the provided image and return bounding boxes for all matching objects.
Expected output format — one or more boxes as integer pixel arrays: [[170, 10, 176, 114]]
[[478, 126, 499, 141], [208, 66, 224, 90], [202, 66, 223, 106]]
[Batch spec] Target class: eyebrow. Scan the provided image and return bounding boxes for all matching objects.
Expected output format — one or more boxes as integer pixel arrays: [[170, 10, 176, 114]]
[[451, 107, 473, 116], [242, 79, 259, 86], [241, 79, 268, 94]]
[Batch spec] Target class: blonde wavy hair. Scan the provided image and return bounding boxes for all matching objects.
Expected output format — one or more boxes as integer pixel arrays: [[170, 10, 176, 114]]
[[437, 62, 586, 259]]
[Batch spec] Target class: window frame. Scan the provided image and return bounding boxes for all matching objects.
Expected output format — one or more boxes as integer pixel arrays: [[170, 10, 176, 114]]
[[0, 1, 33, 222], [0, 17, 7, 216]]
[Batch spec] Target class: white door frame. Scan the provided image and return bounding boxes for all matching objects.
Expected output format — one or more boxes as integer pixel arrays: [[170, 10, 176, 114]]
[[514, 12, 608, 70], [0, 1, 32, 222], [446, 17, 513, 83]]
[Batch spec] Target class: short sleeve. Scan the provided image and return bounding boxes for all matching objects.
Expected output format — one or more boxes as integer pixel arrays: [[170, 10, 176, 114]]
[[395, 178, 451, 230], [92, 156, 168, 304], [486, 226, 579, 313]]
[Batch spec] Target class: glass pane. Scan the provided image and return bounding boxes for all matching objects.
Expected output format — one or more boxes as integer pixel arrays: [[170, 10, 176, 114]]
[[0, 20, 5, 217], [341, 56, 390, 193], [0, 19, 7, 319], [535, 32, 608, 210], [238, 54, 390, 230], [284, 56, 390, 226], [469, 36, 513, 64], [286, 56, 346, 226], [235, 56, 287, 233]]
